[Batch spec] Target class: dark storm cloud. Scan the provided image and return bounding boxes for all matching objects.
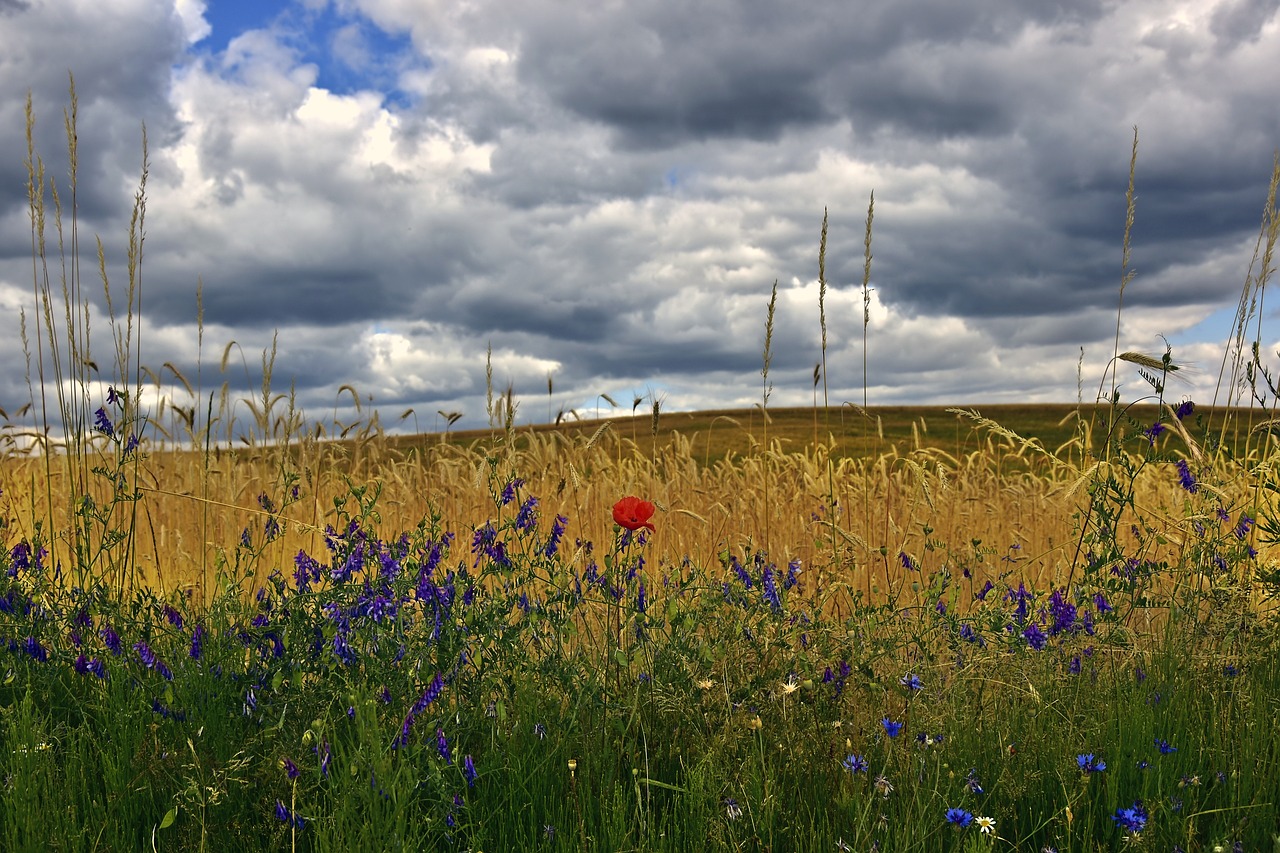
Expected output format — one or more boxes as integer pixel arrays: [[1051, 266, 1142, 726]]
[[510, 0, 1106, 148], [0, 2, 186, 228], [1211, 0, 1280, 46]]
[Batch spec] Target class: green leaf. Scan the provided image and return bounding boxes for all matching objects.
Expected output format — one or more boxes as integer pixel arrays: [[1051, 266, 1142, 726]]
[[159, 805, 178, 830]]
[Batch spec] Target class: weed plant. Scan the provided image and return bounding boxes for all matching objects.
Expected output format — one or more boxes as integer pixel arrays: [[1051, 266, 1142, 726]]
[[2, 86, 1280, 852]]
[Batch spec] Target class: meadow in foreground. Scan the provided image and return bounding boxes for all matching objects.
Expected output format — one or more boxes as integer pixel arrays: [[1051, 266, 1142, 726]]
[[2, 88, 1280, 852]]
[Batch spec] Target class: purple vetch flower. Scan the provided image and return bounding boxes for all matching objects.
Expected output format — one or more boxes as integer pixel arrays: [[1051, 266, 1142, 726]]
[[282, 757, 300, 779], [94, 407, 114, 437], [315, 740, 331, 777], [543, 514, 569, 559], [1022, 622, 1048, 650], [133, 641, 157, 669], [293, 550, 322, 592], [761, 564, 782, 612], [23, 636, 48, 662], [163, 605, 184, 629], [515, 495, 539, 531], [189, 624, 205, 660], [1176, 459, 1198, 493], [1174, 399, 1195, 419], [783, 558, 801, 590], [274, 800, 305, 830], [1047, 588, 1077, 635], [436, 728, 453, 764], [500, 477, 524, 506], [414, 672, 444, 714], [464, 754, 477, 787], [100, 625, 123, 656]]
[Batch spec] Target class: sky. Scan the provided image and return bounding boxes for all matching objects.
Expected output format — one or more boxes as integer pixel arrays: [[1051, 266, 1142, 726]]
[[1, 0, 1278, 439]]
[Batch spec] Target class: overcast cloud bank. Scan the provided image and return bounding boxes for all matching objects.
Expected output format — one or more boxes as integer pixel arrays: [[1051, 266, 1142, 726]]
[[2, 0, 1278, 438]]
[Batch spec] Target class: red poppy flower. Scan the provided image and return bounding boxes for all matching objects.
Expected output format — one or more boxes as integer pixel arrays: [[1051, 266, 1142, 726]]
[[612, 496, 656, 532]]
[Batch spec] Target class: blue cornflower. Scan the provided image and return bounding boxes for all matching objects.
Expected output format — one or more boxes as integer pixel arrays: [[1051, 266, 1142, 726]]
[[1155, 738, 1177, 754], [881, 718, 903, 738], [945, 807, 974, 828], [965, 768, 984, 794], [1111, 801, 1148, 834], [842, 754, 868, 773], [1077, 753, 1106, 773], [534, 722, 547, 740], [1176, 459, 1198, 493], [899, 673, 923, 692]]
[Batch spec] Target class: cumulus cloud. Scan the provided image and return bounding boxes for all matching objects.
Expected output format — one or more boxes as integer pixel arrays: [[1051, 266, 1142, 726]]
[[0, 0, 1277, 440]]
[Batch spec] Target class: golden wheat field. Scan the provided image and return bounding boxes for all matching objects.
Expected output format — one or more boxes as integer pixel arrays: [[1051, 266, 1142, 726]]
[[4, 402, 1268, 616]]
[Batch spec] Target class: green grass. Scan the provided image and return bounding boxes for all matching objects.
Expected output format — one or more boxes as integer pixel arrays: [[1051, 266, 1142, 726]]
[[2, 457, 1279, 851]]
